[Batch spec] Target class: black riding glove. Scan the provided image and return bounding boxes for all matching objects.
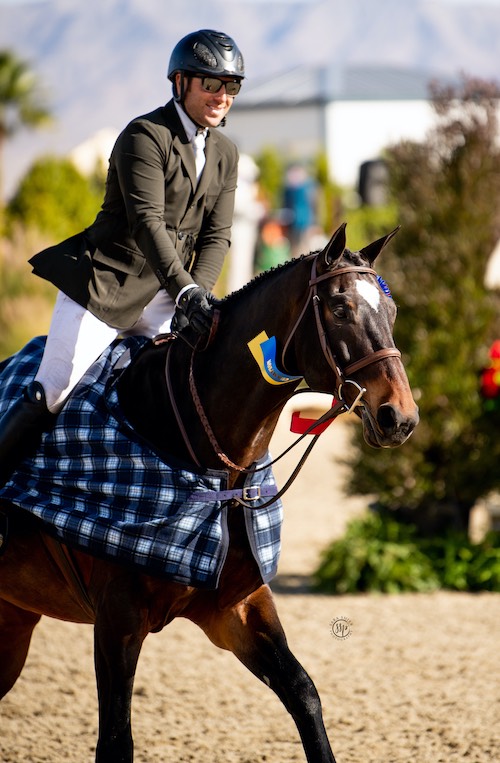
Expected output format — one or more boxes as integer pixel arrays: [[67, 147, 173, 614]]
[[170, 307, 190, 335], [177, 286, 214, 337]]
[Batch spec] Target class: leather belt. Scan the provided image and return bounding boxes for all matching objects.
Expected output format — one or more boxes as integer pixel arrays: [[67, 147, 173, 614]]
[[188, 485, 278, 504]]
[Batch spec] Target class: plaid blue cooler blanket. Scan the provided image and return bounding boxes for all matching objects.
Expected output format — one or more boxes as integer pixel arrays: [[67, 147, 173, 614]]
[[0, 336, 283, 587]]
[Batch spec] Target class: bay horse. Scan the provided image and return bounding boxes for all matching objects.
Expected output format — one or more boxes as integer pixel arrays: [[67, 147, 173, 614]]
[[0, 224, 418, 763]]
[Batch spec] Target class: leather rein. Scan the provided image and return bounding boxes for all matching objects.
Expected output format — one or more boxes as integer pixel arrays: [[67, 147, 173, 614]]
[[168, 255, 402, 507]]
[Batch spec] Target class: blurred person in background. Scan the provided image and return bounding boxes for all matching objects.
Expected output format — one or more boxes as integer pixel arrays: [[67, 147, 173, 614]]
[[226, 153, 265, 291], [283, 163, 317, 256]]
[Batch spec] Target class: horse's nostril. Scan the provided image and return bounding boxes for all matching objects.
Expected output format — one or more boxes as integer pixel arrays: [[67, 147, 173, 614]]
[[376, 404, 419, 439], [377, 404, 398, 433]]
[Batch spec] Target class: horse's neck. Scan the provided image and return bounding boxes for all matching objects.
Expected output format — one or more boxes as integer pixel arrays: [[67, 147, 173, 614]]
[[193, 264, 309, 467], [118, 336, 294, 474], [189, 328, 297, 471], [118, 260, 310, 472]]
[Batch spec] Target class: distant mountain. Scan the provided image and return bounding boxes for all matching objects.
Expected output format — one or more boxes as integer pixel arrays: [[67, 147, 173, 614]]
[[1, 0, 500, 197]]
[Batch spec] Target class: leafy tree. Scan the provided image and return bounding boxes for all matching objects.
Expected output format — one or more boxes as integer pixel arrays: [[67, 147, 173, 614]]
[[312, 151, 342, 235], [344, 203, 399, 252], [346, 75, 500, 535], [0, 49, 51, 210], [7, 155, 103, 241], [1, 156, 103, 358]]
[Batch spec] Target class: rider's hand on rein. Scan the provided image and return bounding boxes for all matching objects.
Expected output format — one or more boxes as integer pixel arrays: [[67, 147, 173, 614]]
[[178, 286, 214, 337]]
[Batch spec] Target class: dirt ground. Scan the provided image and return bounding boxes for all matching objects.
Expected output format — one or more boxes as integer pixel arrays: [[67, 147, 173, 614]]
[[1, 401, 499, 763]]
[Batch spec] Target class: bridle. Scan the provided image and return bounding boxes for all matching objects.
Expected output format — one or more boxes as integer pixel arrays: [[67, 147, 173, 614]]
[[169, 253, 403, 502], [281, 255, 402, 411]]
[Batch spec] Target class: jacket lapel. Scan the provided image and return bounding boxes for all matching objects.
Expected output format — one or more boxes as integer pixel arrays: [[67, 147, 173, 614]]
[[162, 101, 221, 197], [176, 137, 198, 191], [163, 101, 198, 191]]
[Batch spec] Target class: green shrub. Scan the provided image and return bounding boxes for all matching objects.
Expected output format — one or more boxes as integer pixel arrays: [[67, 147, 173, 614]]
[[313, 511, 500, 594], [0, 226, 56, 359], [7, 155, 102, 241], [313, 512, 440, 594], [421, 531, 500, 591]]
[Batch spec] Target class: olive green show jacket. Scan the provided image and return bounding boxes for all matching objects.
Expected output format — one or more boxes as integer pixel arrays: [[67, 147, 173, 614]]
[[29, 100, 239, 330]]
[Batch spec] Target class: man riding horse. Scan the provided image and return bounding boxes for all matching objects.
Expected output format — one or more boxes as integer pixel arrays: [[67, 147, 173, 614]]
[[0, 28, 245, 488]]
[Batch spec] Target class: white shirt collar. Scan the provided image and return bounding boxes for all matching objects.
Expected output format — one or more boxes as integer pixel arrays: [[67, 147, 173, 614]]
[[174, 101, 208, 142]]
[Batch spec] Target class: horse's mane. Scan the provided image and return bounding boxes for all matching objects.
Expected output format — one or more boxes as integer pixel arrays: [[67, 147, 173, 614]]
[[220, 247, 365, 305], [220, 253, 312, 306]]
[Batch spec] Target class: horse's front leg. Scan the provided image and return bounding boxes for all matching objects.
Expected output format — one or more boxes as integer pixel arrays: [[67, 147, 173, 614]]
[[93, 581, 149, 763], [200, 585, 337, 763], [0, 598, 41, 699]]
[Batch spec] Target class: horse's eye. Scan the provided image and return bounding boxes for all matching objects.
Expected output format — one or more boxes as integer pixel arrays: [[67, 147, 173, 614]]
[[331, 305, 347, 320]]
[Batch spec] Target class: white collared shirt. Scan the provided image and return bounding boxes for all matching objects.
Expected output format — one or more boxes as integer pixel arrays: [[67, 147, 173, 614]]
[[173, 103, 209, 305], [174, 102, 208, 180]]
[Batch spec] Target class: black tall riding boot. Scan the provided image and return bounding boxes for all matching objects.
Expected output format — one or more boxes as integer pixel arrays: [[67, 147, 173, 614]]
[[0, 381, 56, 489]]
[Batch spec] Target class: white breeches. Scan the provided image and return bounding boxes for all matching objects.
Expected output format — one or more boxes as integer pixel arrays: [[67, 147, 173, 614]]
[[35, 290, 175, 412]]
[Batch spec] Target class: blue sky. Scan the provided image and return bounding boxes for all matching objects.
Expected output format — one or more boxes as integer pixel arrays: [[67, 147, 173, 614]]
[[2, 0, 500, 4]]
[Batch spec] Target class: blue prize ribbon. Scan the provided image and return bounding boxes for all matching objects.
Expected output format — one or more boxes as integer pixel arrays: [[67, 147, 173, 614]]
[[377, 275, 393, 298], [260, 335, 302, 384], [248, 331, 303, 385]]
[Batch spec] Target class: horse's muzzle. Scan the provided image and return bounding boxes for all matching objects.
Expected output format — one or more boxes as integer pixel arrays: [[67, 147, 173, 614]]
[[361, 402, 419, 448]]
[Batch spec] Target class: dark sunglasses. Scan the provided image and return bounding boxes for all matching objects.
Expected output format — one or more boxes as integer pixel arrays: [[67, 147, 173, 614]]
[[193, 75, 242, 97]]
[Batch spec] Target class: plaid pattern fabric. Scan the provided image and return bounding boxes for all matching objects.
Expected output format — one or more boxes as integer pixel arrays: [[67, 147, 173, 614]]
[[0, 337, 282, 587]]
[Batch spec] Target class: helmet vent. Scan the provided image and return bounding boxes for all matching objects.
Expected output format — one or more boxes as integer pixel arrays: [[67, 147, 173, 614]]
[[208, 31, 232, 51], [235, 54, 244, 75], [193, 43, 217, 69]]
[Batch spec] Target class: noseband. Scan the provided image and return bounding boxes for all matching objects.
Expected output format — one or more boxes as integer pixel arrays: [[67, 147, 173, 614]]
[[281, 255, 402, 411]]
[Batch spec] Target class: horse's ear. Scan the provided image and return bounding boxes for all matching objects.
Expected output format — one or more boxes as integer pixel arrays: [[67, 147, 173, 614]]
[[359, 226, 400, 264], [319, 222, 347, 269]]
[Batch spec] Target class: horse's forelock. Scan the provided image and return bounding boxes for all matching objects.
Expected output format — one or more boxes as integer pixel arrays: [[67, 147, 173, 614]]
[[332, 247, 367, 270]]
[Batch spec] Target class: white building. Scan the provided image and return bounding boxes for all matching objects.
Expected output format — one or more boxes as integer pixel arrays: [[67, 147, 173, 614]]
[[69, 127, 119, 177], [227, 64, 500, 286], [227, 65, 440, 188]]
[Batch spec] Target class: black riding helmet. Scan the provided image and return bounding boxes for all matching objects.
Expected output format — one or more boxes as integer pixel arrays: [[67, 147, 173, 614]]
[[168, 29, 245, 103]]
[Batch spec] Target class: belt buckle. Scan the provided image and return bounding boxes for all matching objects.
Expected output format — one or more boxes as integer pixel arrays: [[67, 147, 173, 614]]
[[242, 486, 261, 502]]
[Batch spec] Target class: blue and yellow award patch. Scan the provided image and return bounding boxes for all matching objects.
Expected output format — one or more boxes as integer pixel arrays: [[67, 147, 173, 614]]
[[248, 331, 303, 386]]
